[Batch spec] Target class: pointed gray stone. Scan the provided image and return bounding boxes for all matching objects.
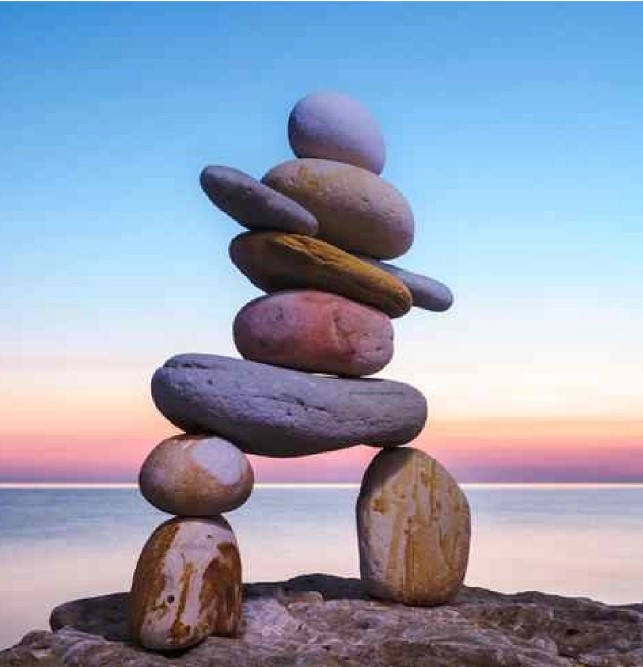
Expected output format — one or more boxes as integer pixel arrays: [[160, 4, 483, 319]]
[[358, 257, 454, 312], [200, 165, 318, 235]]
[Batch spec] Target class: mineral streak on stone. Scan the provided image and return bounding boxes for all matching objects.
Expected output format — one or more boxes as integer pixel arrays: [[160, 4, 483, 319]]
[[138, 435, 254, 516], [358, 256, 454, 312], [233, 290, 394, 377], [200, 165, 318, 235], [288, 91, 386, 174], [32, 573, 643, 667], [262, 158, 414, 259], [151, 354, 428, 458], [229, 232, 412, 318], [357, 448, 471, 606], [130, 516, 242, 651]]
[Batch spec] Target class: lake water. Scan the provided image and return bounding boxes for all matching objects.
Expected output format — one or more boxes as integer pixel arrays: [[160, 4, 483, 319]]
[[1, 484, 642, 649]]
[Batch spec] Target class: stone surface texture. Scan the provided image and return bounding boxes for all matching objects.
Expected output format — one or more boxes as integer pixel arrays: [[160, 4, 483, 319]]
[[5, 573, 643, 667], [357, 448, 471, 606], [138, 435, 254, 516], [287, 91, 386, 174], [358, 256, 454, 312], [151, 354, 427, 458], [233, 290, 394, 377], [229, 232, 412, 318], [200, 165, 318, 235], [130, 516, 242, 650], [262, 158, 414, 259]]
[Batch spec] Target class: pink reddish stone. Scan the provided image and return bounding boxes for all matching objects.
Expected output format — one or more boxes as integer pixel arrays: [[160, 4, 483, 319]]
[[233, 290, 394, 377]]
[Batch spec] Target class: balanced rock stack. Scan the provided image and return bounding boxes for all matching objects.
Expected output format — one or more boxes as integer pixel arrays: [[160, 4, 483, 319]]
[[129, 91, 471, 652]]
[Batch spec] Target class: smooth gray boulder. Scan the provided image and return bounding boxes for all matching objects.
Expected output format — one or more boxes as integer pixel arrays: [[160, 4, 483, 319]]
[[151, 354, 427, 458], [200, 165, 318, 235], [358, 256, 454, 312], [288, 91, 386, 174]]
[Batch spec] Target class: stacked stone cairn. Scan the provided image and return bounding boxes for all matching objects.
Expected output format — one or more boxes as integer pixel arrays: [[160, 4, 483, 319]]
[[130, 91, 472, 651]]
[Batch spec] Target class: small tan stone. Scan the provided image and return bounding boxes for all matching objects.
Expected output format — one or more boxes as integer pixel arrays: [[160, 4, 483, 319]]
[[357, 447, 471, 606], [262, 158, 414, 259], [138, 435, 254, 516], [229, 232, 412, 318], [130, 516, 242, 651]]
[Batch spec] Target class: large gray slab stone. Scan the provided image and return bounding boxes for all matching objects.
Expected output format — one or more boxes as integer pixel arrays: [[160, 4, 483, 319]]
[[151, 354, 427, 458]]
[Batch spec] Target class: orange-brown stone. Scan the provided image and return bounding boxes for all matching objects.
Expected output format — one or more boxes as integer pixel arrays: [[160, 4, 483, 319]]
[[229, 232, 412, 318]]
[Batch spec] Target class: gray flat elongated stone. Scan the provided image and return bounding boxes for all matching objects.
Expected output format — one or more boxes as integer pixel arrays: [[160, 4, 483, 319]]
[[358, 256, 454, 312], [151, 354, 427, 458], [200, 165, 318, 235]]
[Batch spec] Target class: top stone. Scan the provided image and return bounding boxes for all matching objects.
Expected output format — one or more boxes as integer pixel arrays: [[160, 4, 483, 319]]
[[288, 91, 386, 175]]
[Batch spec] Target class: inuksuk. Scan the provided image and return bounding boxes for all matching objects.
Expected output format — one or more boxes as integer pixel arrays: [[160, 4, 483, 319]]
[[129, 91, 471, 651]]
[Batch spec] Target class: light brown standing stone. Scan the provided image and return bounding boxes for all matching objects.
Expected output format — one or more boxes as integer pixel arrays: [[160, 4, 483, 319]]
[[130, 516, 242, 651], [357, 447, 471, 606], [233, 290, 394, 376]]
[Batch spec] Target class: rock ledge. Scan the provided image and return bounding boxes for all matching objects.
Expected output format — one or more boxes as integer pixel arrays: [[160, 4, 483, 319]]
[[2, 574, 643, 667]]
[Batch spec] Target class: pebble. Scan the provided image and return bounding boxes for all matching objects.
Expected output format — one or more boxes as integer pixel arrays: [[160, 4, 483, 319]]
[[357, 448, 471, 606], [138, 435, 254, 516], [262, 159, 414, 259], [130, 516, 242, 650], [151, 354, 428, 458], [233, 290, 394, 377], [229, 232, 412, 318], [358, 257, 454, 312], [288, 91, 386, 174], [200, 165, 318, 235]]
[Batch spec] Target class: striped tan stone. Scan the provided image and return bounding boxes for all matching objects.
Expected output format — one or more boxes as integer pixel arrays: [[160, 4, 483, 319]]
[[130, 516, 242, 650], [357, 447, 470, 606]]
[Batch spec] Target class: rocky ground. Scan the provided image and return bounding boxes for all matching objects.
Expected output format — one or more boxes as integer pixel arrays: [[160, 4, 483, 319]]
[[2, 574, 643, 667]]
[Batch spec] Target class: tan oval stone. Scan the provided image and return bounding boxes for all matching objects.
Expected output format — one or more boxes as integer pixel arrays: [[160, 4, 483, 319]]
[[130, 516, 242, 650], [139, 435, 254, 516], [357, 447, 471, 606], [233, 290, 394, 377], [229, 232, 412, 318], [262, 158, 414, 260]]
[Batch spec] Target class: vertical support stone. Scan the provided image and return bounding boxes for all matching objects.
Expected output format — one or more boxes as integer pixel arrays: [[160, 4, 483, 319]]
[[357, 447, 471, 605], [130, 516, 242, 650]]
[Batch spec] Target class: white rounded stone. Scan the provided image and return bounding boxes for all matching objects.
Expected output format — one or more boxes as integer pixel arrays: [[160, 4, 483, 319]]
[[139, 435, 254, 516]]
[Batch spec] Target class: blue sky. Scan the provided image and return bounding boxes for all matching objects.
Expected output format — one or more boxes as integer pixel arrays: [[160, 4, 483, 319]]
[[1, 3, 642, 482]]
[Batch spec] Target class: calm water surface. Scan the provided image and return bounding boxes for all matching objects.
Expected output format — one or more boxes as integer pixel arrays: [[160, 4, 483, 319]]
[[1, 484, 642, 648]]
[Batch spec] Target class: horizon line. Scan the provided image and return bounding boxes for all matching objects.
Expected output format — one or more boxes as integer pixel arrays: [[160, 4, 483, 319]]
[[2, 482, 643, 490]]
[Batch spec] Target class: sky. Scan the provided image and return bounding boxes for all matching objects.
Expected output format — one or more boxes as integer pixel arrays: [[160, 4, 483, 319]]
[[1, 3, 642, 483]]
